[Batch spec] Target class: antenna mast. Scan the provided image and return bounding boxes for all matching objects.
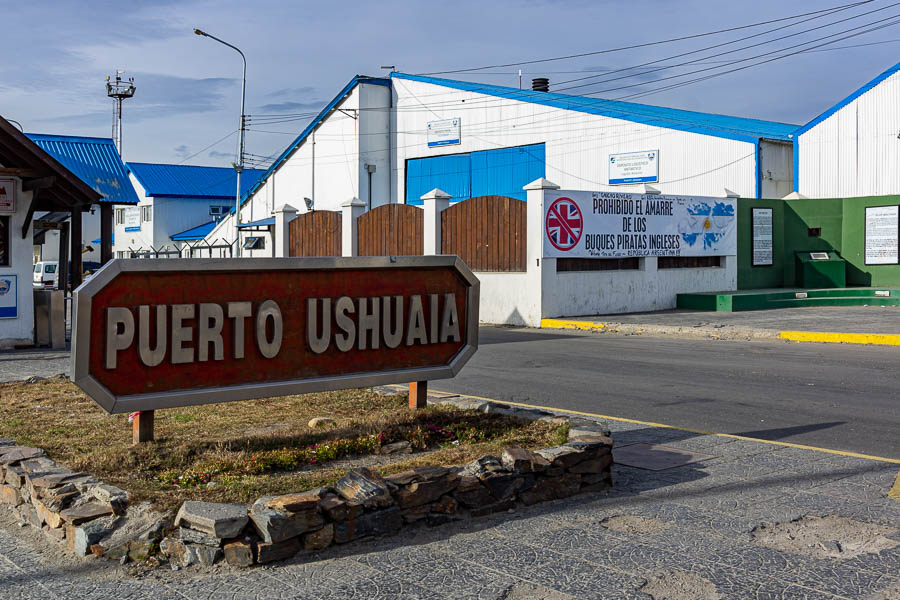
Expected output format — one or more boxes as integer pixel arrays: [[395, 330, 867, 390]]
[[106, 70, 136, 157]]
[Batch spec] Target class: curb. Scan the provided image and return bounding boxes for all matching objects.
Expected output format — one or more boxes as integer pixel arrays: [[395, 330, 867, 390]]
[[541, 318, 900, 346]]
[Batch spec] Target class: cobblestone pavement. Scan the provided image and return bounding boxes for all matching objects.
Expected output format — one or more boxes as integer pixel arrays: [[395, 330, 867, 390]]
[[0, 411, 897, 599]]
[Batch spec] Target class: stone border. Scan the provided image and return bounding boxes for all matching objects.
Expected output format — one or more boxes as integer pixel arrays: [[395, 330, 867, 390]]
[[0, 397, 613, 568]]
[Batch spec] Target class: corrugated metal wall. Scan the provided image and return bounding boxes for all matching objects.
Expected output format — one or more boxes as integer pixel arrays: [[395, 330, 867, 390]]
[[798, 70, 900, 198]]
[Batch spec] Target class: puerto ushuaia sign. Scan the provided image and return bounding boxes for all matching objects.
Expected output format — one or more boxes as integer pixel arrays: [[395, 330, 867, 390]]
[[72, 257, 479, 414], [543, 190, 737, 259]]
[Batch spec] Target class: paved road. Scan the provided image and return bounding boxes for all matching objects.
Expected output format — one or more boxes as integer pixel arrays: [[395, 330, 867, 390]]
[[437, 327, 900, 459]]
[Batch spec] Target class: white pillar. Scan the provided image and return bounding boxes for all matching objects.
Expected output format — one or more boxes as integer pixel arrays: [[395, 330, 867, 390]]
[[524, 178, 560, 327], [273, 203, 298, 258], [341, 197, 366, 257], [420, 188, 451, 255]]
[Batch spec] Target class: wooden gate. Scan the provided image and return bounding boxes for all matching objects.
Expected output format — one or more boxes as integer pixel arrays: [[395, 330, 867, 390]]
[[289, 210, 341, 257], [441, 195, 526, 271], [357, 204, 424, 256]]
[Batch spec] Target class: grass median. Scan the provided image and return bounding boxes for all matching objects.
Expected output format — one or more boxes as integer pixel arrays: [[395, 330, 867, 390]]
[[0, 380, 568, 513]]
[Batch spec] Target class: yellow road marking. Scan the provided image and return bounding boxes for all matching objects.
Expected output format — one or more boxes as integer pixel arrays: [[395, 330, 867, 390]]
[[392, 384, 900, 465], [890, 471, 900, 499], [779, 331, 900, 346], [540, 318, 612, 331]]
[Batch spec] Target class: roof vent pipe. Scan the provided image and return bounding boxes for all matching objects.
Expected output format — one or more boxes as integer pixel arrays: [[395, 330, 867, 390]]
[[532, 78, 549, 92]]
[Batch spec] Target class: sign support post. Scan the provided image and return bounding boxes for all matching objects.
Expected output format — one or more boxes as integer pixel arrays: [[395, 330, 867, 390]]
[[409, 381, 427, 410], [132, 411, 154, 445]]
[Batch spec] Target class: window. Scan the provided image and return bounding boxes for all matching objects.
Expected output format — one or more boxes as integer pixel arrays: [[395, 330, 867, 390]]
[[658, 256, 722, 269], [116, 251, 128, 259], [557, 257, 640, 272], [44, 264, 56, 273], [34, 264, 41, 273], [242, 236, 265, 250], [0, 216, 9, 267], [141, 205, 152, 222], [115, 208, 125, 225]]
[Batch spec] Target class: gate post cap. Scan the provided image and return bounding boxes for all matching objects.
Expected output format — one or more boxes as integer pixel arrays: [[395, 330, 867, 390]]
[[523, 178, 560, 190], [274, 203, 298, 214], [420, 188, 452, 201], [341, 197, 366, 208]]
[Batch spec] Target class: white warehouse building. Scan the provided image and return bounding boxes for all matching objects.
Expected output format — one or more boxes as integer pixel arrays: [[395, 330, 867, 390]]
[[795, 60, 900, 198], [211, 73, 797, 253]]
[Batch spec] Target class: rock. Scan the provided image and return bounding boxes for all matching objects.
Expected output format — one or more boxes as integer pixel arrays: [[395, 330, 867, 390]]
[[303, 523, 334, 550], [568, 454, 613, 474], [461, 455, 504, 478], [59, 502, 114, 525], [0, 484, 22, 506], [307, 417, 336, 428], [501, 448, 550, 473], [69, 517, 118, 556], [90, 484, 129, 505], [453, 476, 494, 509], [175, 501, 249, 539], [24, 375, 46, 384], [193, 544, 222, 566], [27, 470, 79, 490], [43, 524, 65, 542], [402, 504, 432, 523], [567, 432, 614, 443], [177, 526, 221, 547], [4, 466, 24, 488], [128, 539, 154, 562], [249, 496, 324, 543], [266, 492, 320, 513], [431, 496, 458, 514], [479, 473, 525, 501], [536, 446, 592, 469], [378, 441, 412, 455], [470, 500, 516, 517], [37, 484, 79, 511], [519, 474, 582, 505], [15, 503, 41, 528], [425, 513, 459, 527], [33, 499, 63, 528], [223, 540, 254, 567], [160, 538, 193, 567], [0, 438, 14, 447], [384, 471, 419, 487], [395, 473, 460, 508], [0, 448, 48, 466], [319, 495, 360, 521], [334, 468, 392, 508], [256, 537, 301, 564], [333, 506, 403, 544]]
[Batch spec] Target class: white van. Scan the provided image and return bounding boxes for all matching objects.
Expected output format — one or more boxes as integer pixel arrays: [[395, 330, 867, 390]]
[[33, 261, 58, 288]]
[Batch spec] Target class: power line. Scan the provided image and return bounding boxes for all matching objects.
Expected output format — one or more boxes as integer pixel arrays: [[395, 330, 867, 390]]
[[175, 130, 238, 165], [415, 0, 875, 75]]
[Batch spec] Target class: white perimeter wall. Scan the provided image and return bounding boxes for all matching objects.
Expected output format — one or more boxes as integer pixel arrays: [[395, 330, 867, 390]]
[[392, 78, 760, 201], [1, 178, 35, 347], [798, 69, 900, 198]]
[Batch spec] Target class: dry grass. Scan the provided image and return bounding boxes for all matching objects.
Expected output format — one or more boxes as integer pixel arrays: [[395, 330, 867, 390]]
[[0, 380, 566, 513]]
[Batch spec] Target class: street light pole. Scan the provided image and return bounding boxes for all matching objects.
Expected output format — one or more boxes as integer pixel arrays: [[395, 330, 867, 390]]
[[194, 28, 246, 257]]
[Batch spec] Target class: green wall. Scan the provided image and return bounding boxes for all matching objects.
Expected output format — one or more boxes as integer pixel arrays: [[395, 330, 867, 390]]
[[738, 195, 900, 289]]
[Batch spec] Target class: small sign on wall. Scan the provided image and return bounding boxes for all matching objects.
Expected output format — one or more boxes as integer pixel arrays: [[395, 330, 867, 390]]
[[609, 150, 658, 185], [0, 274, 17, 319], [751, 207, 774, 266], [427, 118, 461, 148], [0, 178, 15, 213], [864, 205, 899, 265]]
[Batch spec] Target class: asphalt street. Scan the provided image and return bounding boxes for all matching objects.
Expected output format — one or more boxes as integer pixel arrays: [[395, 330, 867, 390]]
[[436, 327, 900, 459]]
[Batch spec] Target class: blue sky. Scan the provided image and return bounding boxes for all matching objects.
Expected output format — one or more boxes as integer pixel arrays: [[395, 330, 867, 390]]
[[2, 0, 899, 168]]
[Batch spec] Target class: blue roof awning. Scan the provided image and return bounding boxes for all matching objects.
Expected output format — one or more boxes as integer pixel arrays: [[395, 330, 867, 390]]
[[171, 221, 217, 241], [238, 217, 275, 229], [25, 134, 139, 204], [128, 162, 266, 200]]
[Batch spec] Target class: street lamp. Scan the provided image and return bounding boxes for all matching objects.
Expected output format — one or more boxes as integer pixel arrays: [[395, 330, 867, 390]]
[[194, 27, 246, 257]]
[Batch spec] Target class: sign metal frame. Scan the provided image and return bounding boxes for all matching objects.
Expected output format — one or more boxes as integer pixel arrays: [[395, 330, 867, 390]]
[[72, 256, 480, 414]]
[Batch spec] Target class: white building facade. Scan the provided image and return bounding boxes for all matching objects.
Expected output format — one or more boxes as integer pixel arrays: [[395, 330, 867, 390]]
[[795, 61, 900, 198]]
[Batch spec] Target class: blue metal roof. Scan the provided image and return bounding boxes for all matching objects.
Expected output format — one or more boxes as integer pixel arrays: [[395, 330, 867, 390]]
[[240, 75, 392, 203], [25, 134, 139, 204], [171, 220, 217, 241], [392, 73, 798, 143], [128, 162, 266, 200], [91, 235, 113, 244], [237, 217, 275, 228]]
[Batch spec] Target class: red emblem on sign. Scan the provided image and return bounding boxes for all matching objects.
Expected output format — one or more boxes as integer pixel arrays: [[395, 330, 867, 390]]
[[546, 197, 583, 251]]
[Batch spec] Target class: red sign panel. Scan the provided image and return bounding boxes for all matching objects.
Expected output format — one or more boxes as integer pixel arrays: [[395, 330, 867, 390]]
[[72, 257, 479, 414]]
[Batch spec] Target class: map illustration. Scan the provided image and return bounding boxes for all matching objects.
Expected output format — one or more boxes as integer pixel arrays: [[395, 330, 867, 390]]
[[680, 201, 736, 250]]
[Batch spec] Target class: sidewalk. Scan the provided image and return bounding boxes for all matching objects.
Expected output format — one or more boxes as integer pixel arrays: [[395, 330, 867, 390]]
[[542, 305, 900, 346], [0, 391, 897, 599]]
